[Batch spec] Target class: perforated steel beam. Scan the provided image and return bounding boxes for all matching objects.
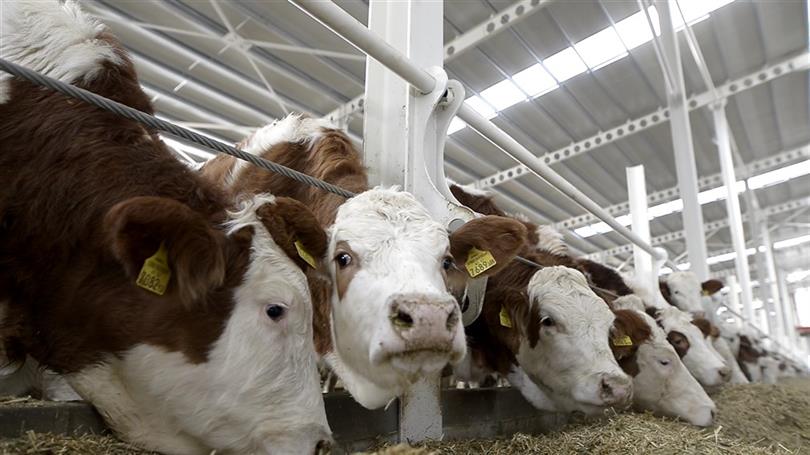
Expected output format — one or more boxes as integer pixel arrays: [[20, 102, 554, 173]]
[[589, 197, 810, 260], [553, 143, 810, 231], [476, 52, 810, 189]]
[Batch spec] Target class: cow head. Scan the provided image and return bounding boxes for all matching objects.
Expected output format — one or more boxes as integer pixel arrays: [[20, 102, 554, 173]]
[[613, 310, 716, 426], [505, 266, 632, 414], [100, 194, 331, 453], [759, 354, 781, 384], [659, 272, 723, 315], [325, 188, 527, 408], [650, 306, 729, 387]]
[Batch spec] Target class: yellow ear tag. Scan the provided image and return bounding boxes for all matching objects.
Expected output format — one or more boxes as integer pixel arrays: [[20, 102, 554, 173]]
[[465, 247, 496, 278], [136, 242, 171, 295], [612, 335, 633, 347], [499, 306, 513, 328], [295, 240, 317, 269], [701, 289, 710, 296]]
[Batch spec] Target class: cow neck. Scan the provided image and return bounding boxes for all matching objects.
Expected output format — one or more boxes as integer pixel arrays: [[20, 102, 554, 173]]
[[1, 58, 245, 372]]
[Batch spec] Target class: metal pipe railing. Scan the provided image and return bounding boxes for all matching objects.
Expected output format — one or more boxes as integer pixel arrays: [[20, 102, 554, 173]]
[[290, 0, 670, 264]]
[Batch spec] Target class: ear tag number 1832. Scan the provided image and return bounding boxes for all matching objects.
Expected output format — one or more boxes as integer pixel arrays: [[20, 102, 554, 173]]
[[465, 247, 496, 278], [136, 242, 171, 295]]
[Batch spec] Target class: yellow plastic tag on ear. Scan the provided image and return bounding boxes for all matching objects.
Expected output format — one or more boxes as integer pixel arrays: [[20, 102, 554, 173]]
[[612, 335, 633, 347], [295, 240, 317, 269], [701, 289, 710, 296], [136, 242, 171, 295], [465, 247, 496, 278], [499, 306, 513, 328]]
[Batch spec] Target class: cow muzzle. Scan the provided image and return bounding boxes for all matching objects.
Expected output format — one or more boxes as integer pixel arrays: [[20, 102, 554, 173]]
[[370, 293, 465, 372], [599, 373, 633, 407]]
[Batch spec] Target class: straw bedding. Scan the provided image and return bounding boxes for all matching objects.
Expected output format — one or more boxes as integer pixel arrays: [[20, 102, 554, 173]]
[[1, 379, 808, 454]]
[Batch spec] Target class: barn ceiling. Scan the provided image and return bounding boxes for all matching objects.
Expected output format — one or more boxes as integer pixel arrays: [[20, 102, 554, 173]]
[[81, 0, 810, 278]]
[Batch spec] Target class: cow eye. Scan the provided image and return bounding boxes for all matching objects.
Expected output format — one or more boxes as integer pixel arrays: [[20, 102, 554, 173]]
[[659, 359, 671, 366], [265, 304, 286, 321], [335, 252, 352, 268], [541, 316, 555, 327], [442, 256, 454, 271]]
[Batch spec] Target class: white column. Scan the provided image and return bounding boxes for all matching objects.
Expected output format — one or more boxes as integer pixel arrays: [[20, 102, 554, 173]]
[[778, 270, 799, 355], [711, 102, 756, 324], [726, 274, 742, 327], [759, 221, 786, 344], [627, 166, 654, 289], [363, 0, 462, 442], [655, 0, 709, 280]]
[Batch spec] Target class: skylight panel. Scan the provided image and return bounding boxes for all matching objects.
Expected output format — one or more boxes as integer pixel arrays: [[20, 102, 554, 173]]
[[774, 234, 810, 250], [447, 117, 466, 135], [512, 64, 558, 97], [747, 160, 810, 189], [787, 269, 810, 283], [481, 79, 527, 111], [575, 26, 628, 69], [464, 96, 497, 119], [678, 0, 734, 25], [615, 8, 659, 50], [542, 47, 588, 83]]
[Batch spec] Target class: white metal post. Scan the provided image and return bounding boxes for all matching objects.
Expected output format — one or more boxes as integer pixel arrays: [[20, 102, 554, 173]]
[[655, 0, 709, 280], [627, 166, 654, 290], [759, 220, 786, 344], [711, 101, 756, 325], [726, 275, 742, 328], [362, 0, 468, 443], [777, 270, 799, 355]]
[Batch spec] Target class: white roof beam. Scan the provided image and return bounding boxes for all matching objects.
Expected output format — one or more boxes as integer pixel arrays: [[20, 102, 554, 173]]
[[555, 143, 810, 231], [590, 196, 810, 260], [477, 52, 810, 189]]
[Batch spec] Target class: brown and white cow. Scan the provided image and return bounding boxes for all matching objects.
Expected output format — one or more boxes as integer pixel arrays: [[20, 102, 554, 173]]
[[201, 115, 527, 409], [659, 272, 724, 316], [447, 185, 634, 413], [0, 2, 331, 453], [451, 184, 722, 422], [609, 303, 716, 426]]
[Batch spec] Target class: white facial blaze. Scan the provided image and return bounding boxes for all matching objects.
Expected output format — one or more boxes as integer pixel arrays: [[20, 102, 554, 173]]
[[713, 337, 749, 384], [629, 311, 716, 427], [656, 307, 728, 387], [325, 188, 467, 409], [663, 272, 705, 313], [759, 356, 780, 384], [68, 196, 330, 454], [514, 266, 631, 414]]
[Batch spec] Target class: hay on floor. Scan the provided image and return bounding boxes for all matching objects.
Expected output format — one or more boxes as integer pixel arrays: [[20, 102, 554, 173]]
[[1, 380, 808, 454], [0, 431, 153, 455]]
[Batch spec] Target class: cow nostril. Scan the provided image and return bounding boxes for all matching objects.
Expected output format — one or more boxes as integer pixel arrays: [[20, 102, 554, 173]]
[[601, 378, 612, 395], [710, 409, 716, 421], [314, 439, 332, 455], [446, 310, 459, 331], [392, 310, 414, 329]]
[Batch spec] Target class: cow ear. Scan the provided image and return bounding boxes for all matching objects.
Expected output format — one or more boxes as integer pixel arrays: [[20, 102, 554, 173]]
[[104, 196, 227, 307], [449, 216, 528, 278], [488, 287, 538, 348], [256, 197, 327, 272], [701, 279, 724, 296]]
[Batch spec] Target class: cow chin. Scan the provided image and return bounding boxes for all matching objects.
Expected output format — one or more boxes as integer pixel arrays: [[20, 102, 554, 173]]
[[368, 329, 467, 377]]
